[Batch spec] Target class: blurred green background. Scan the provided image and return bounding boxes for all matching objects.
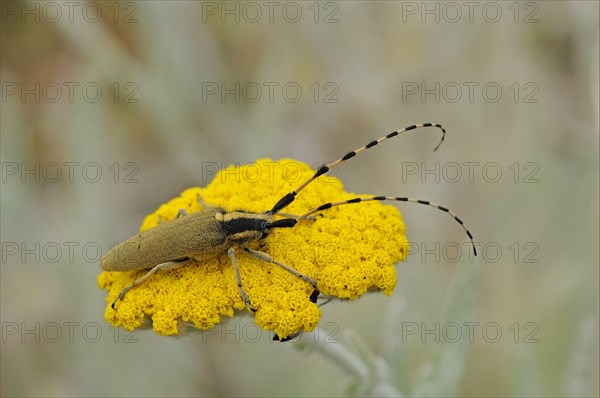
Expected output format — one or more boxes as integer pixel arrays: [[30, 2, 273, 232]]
[[1, 1, 598, 397]]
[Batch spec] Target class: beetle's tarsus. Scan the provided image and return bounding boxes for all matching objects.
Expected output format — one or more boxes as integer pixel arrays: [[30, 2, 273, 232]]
[[310, 288, 320, 303]]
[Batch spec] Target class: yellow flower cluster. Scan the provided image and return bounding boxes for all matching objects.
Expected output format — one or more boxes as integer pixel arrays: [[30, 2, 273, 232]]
[[98, 158, 409, 339]]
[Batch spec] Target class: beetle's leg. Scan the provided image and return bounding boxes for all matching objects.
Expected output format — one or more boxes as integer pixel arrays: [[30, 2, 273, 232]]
[[196, 193, 212, 208], [243, 248, 319, 302], [111, 259, 189, 309], [156, 193, 211, 225], [273, 331, 301, 342], [318, 296, 334, 306], [177, 209, 188, 217], [157, 208, 188, 225], [228, 248, 257, 312]]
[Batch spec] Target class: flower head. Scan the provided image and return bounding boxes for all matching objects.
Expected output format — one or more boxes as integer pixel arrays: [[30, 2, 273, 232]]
[[98, 159, 408, 339]]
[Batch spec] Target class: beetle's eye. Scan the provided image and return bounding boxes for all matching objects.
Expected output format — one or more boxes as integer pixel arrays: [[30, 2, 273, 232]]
[[260, 220, 270, 237]]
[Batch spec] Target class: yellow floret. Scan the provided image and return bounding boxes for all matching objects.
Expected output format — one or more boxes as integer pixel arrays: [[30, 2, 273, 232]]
[[98, 159, 409, 339]]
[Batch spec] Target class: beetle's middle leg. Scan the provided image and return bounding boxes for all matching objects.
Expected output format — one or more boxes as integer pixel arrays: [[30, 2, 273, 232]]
[[228, 248, 257, 312], [111, 259, 189, 309]]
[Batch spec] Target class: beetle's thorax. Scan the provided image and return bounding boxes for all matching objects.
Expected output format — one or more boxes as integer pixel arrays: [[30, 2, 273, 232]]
[[218, 211, 274, 245]]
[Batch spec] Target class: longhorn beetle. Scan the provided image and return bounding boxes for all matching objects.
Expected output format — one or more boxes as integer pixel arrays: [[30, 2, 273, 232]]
[[101, 123, 477, 315]]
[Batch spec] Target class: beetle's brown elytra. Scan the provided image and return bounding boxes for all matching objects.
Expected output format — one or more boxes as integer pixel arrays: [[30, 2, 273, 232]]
[[101, 123, 477, 318]]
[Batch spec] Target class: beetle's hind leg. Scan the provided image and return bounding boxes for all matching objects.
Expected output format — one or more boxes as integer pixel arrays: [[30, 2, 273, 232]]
[[111, 259, 189, 309], [241, 248, 320, 342]]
